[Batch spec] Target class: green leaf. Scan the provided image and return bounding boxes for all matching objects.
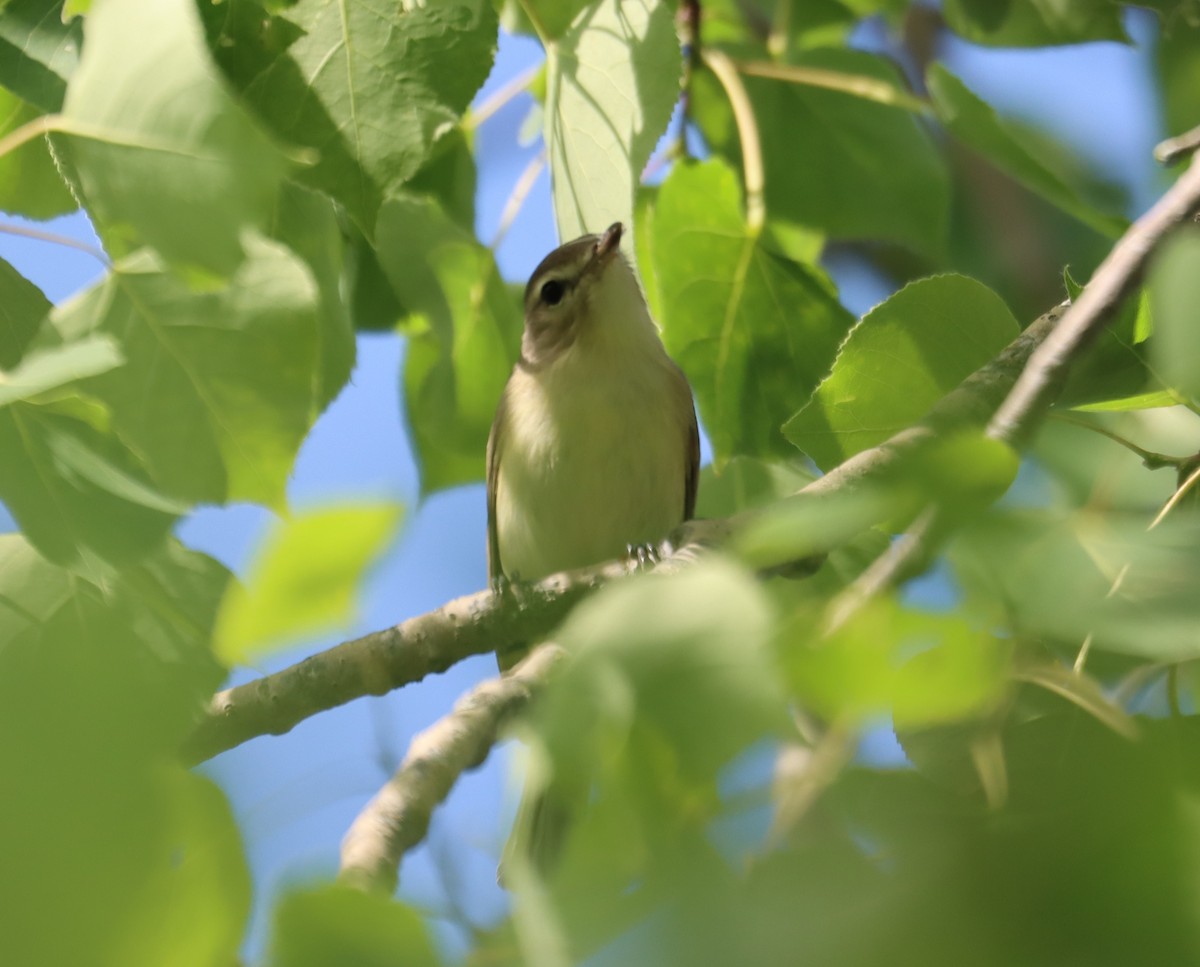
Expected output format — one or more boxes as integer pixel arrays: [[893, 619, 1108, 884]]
[[784, 274, 1019, 471], [54, 0, 289, 274], [1072, 390, 1178, 412], [650, 159, 855, 464], [692, 48, 949, 257], [781, 598, 1010, 727], [521, 0, 593, 38], [0, 534, 235, 967], [0, 254, 52, 368], [44, 237, 323, 509], [545, 0, 680, 241], [214, 502, 402, 665], [241, 0, 497, 229], [928, 64, 1127, 239], [694, 455, 815, 519], [0, 397, 186, 564], [266, 181, 356, 409], [376, 194, 522, 492], [0, 0, 82, 111], [0, 335, 122, 407], [0, 89, 76, 219], [1149, 226, 1200, 402], [525, 558, 787, 874], [943, 0, 1127, 47], [271, 886, 441, 967]]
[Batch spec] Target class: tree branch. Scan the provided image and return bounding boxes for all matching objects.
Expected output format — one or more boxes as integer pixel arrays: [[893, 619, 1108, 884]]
[[182, 301, 1064, 764], [339, 644, 564, 894], [826, 147, 1200, 632]]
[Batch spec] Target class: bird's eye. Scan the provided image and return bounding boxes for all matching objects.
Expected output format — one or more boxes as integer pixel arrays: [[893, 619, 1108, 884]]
[[540, 279, 565, 306]]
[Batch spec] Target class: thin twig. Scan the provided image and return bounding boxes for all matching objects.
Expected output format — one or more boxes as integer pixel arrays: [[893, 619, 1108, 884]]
[[1154, 123, 1200, 166], [701, 47, 765, 232], [674, 0, 701, 161], [1149, 462, 1200, 529], [465, 64, 542, 132], [736, 60, 932, 115], [492, 149, 546, 251], [1049, 412, 1182, 470], [339, 645, 564, 894], [0, 220, 109, 266]]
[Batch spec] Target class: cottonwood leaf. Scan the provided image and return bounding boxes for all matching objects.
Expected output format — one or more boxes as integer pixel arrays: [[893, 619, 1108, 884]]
[[0, 90, 76, 219], [242, 0, 497, 229], [45, 235, 323, 509], [785, 274, 1019, 470], [0, 0, 82, 111], [546, 0, 680, 242], [54, 0, 288, 274], [376, 194, 522, 492], [649, 159, 854, 464], [0, 255, 52, 368], [943, 0, 1127, 46]]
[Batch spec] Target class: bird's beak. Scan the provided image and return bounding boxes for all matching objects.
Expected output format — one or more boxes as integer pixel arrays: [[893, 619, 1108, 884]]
[[594, 222, 622, 261]]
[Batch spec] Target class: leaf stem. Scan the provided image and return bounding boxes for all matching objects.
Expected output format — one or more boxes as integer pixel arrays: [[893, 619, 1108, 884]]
[[702, 47, 765, 232], [737, 60, 932, 116], [1155, 123, 1200, 166], [0, 113, 59, 160], [1149, 461, 1200, 529]]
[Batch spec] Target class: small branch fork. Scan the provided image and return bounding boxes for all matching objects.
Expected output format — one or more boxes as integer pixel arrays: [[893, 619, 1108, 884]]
[[339, 644, 564, 894]]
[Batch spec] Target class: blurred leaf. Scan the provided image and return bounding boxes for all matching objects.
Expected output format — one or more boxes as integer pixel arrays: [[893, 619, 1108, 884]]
[[1149, 226, 1200, 401], [240, 0, 497, 228], [700, 0, 857, 48], [953, 508, 1200, 661], [53, 0, 288, 275], [0, 0, 82, 111], [266, 181, 356, 408], [0, 396, 186, 564], [1059, 290, 1160, 410], [928, 65, 1127, 239], [0, 254, 51, 368], [546, 0, 679, 241], [44, 236, 322, 508], [0, 534, 236, 967], [407, 126, 478, 231], [784, 274, 1019, 470], [943, 0, 1127, 46], [376, 193, 521, 492], [692, 48, 949, 257], [1157, 17, 1200, 145], [0, 90, 76, 219], [650, 159, 855, 464], [695, 455, 815, 519], [214, 502, 402, 664], [523, 556, 787, 887], [1073, 389, 1179, 412], [0, 335, 122, 406], [271, 885, 441, 967], [780, 597, 1010, 727]]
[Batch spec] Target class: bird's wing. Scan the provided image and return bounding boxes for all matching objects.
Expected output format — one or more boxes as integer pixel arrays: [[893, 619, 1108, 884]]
[[486, 384, 508, 582]]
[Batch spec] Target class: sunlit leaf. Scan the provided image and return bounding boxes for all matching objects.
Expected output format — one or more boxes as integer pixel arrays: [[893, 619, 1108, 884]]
[[650, 159, 855, 464], [0, 335, 122, 407], [45, 236, 323, 508], [784, 274, 1019, 470], [54, 0, 288, 274], [240, 0, 497, 228], [546, 0, 680, 241], [214, 502, 402, 664]]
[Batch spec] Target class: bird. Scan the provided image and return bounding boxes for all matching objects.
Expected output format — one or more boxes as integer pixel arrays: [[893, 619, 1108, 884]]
[[486, 220, 699, 874]]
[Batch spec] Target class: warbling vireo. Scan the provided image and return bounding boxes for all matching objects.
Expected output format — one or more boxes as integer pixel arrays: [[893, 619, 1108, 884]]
[[486, 222, 699, 874], [486, 221, 699, 587]]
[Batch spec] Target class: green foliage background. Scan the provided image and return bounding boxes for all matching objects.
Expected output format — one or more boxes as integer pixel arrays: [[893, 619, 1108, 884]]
[[2, 0, 1200, 964]]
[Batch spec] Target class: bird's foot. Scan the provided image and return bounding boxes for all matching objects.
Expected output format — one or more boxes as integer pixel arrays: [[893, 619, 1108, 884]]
[[626, 542, 660, 572]]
